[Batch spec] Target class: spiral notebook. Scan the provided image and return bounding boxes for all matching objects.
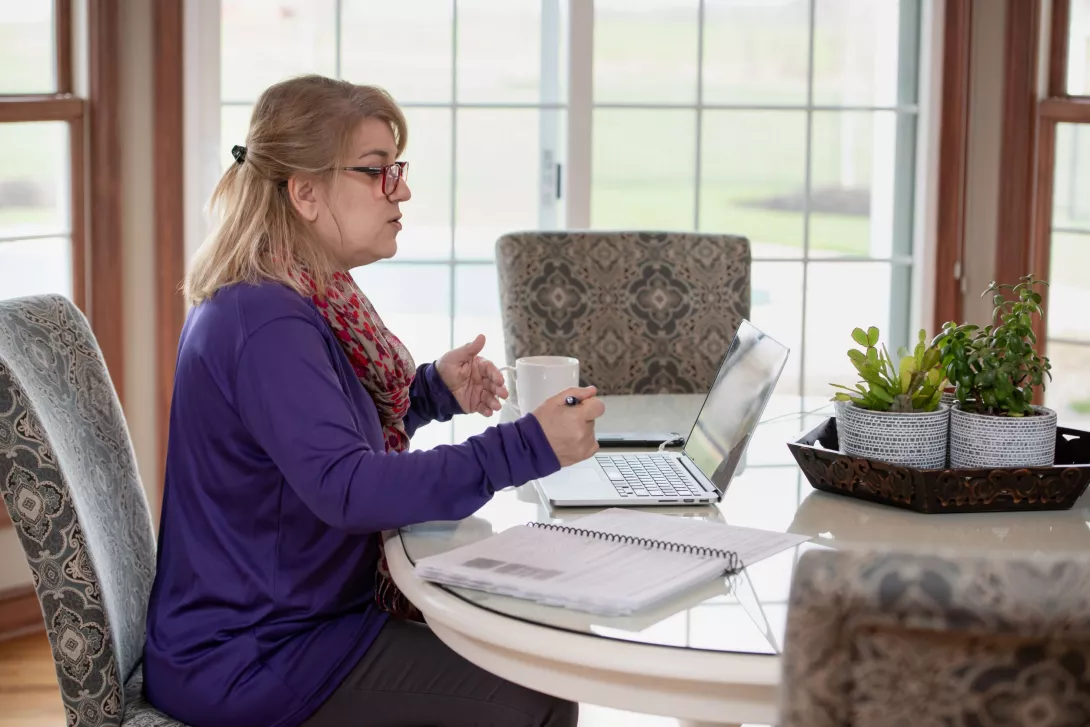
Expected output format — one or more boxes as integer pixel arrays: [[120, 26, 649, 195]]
[[413, 508, 809, 616]]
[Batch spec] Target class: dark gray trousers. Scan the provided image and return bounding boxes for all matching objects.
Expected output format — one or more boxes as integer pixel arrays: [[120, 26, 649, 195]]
[[301, 619, 579, 727]]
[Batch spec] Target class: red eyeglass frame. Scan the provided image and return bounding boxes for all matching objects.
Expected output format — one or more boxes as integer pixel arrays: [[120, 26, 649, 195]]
[[341, 161, 409, 196]]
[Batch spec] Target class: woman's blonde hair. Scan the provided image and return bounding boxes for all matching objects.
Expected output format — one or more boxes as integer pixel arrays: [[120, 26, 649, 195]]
[[184, 74, 408, 305]]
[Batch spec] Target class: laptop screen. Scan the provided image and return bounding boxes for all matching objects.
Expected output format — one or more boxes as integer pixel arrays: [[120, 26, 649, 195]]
[[682, 320, 789, 492]]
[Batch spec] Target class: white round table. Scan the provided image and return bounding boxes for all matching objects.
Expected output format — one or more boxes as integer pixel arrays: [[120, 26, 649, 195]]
[[386, 395, 1090, 725]]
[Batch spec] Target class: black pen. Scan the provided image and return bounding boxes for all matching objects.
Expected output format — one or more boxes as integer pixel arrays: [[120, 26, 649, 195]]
[[564, 395, 579, 406]]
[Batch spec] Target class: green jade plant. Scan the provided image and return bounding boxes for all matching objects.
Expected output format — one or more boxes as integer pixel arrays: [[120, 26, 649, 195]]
[[934, 275, 1052, 417], [831, 326, 947, 413]]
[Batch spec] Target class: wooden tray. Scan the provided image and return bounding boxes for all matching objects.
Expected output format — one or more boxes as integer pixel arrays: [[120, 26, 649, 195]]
[[787, 418, 1090, 513]]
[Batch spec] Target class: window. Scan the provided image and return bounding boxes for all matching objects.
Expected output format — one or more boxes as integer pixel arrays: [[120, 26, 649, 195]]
[[0, 1, 80, 305], [587, 0, 921, 423], [1032, 0, 1090, 430], [1047, 124, 1090, 429], [215, 0, 926, 446], [1067, 0, 1090, 95]]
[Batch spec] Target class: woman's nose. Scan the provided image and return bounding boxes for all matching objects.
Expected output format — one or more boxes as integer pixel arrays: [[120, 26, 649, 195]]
[[392, 178, 411, 202]]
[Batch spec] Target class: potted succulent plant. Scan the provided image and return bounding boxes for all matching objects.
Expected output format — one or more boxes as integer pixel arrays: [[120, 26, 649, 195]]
[[831, 326, 950, 469], [934, 275, 1056, 469]]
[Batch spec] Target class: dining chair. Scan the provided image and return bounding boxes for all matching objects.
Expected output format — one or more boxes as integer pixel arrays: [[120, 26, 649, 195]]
[[0, 294, 186, 726], [495, 231, 750, 395], [779, 547, 1090, 727]]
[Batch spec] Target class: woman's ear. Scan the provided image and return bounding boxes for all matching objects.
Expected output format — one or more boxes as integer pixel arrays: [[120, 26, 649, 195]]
[[288, 175, 320, 222]]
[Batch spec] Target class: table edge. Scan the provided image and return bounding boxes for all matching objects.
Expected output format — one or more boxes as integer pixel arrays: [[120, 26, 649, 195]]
[[384, 529, 782, 687]]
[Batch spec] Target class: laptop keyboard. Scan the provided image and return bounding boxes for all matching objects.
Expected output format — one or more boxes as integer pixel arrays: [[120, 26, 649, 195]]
[[595, 454, 704, 499]]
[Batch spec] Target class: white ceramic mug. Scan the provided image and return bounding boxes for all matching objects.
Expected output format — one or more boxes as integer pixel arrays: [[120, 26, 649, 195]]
[[500, 356, 580, 415]]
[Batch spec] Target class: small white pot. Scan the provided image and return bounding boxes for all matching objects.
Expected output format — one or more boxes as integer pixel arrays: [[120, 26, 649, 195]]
[[949, 405, 1058, 468], [836, 402, 950, 469]]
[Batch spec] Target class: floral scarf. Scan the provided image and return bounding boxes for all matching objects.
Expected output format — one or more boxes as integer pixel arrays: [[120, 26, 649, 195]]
[[292, 268, 422, 621]]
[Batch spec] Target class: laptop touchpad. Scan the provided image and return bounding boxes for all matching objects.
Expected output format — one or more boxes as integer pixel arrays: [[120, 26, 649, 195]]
[[538, 459, 609, 489]]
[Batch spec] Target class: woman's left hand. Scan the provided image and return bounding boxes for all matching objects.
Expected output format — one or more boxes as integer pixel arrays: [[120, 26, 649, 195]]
[[436, 334, 509, 416]]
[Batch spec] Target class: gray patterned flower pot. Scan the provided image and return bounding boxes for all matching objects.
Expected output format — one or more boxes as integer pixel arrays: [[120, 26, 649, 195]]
[[836, 402, 950, 469], [949, 405, 1058, 468]]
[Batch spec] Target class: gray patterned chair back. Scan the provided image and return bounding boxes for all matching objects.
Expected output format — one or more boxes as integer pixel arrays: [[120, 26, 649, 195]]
[[780, 548, 1090, 727], [0, 295, 167, 725], [495, 231, 750, 395]]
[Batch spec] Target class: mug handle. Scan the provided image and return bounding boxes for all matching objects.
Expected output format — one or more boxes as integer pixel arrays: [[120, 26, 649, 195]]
[[498, 366, 520, 415]]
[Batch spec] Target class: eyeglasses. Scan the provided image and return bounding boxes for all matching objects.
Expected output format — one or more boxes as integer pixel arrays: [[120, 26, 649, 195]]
[[341, 161, 409, 197]]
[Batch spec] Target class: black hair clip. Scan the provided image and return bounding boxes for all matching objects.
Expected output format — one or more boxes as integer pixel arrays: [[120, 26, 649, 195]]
[[231, 145, 247, 165]]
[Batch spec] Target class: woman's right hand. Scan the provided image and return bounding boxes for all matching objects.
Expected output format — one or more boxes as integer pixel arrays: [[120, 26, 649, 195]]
[[532, 386, 606, 467]]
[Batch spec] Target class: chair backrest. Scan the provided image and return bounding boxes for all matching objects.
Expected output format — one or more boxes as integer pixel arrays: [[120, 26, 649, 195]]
[[0, 295, 157, 726], [780, 548, 1090, 727], [495, 231, 750, 395]]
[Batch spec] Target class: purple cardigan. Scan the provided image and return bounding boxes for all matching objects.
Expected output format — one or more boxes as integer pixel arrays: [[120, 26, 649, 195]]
[[143, 281, 561, 727]]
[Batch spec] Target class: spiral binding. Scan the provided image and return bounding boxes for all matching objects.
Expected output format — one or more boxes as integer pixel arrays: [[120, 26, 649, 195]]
[[527, 522, 743, 574]]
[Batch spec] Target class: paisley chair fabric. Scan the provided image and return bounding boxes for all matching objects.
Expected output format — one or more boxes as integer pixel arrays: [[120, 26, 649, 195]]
[[495, 231, 751, 395], [0, 294, 186, 726], [780, 547, 1090, 727]]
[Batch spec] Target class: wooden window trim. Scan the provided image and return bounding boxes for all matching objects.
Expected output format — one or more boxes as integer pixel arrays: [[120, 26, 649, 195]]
[[935, 0, 1077, 370], [1026, 0, 1090, 404], [0, 3, 122, 389], [0, 100, 88, 326], [154, 0, 186, 501], [933, 0, 974, 332], [0, 96, 83, 122], [0, 0, 122, 536], [56, 0, 73, 95], [1039, 96, 1090, 121], [1, 2, 81, 535], [1032, 117, 1056, 339], [86, 0, 125, 398], [1033, 0, 1069, 376], [71, 113, 87, 313], [1029, 0, 1090, 401], [1049, 0, 1071, 97], [995, 0, 1040, 290], [0, 0, 83, 336]]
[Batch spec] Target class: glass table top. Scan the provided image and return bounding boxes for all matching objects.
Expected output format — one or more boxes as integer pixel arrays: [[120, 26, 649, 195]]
[[398, 394, 1090, 656]]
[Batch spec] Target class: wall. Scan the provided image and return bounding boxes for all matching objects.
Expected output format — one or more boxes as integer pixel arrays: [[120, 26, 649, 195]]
[[911, 0, 946, 339], [185, 0, 221, 264], [120, 0, 159, 521], [0, 530, 29, 592], [960, 0, 1007, 325]]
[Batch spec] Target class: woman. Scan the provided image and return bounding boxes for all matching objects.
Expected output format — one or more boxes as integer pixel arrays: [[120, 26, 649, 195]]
[[144, 74, 603, 727]]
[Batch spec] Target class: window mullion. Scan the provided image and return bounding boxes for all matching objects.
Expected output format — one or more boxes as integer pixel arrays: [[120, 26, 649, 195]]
[[566, 0, 593, 228], [799, 0, 817, 407], [539, 0, 562, 229], [693, 0, 704, 232], [450, 0, 458, 349], [888, 0, 924, 355]]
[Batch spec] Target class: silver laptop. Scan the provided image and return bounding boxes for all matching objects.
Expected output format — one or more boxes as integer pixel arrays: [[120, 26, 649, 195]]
[[535, 320, 789, 507]]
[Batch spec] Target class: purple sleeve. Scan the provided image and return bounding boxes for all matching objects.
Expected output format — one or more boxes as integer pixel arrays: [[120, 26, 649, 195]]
[[234, 316, 561, 533], [404, 363, 461, 436]]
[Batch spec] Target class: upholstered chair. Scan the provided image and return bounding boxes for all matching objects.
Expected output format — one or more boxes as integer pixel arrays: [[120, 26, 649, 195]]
[[495, 231, 750, 395], [780, 547, 1090, 727], [0, 294, 186, 725]]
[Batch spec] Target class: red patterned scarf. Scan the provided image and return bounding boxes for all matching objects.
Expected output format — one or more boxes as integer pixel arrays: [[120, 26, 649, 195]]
[[292, 268, 422, 621]]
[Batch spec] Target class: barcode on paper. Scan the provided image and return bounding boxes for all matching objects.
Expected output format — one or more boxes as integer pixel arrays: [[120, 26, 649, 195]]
[[462, 557, 562, 581]]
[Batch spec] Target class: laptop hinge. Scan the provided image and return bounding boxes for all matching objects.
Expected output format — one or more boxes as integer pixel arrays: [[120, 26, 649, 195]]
[[679, 456, 718, 496]]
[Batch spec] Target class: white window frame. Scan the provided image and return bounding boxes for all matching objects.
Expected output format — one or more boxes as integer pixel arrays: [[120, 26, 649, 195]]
[[184, 0, 943, 421]]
